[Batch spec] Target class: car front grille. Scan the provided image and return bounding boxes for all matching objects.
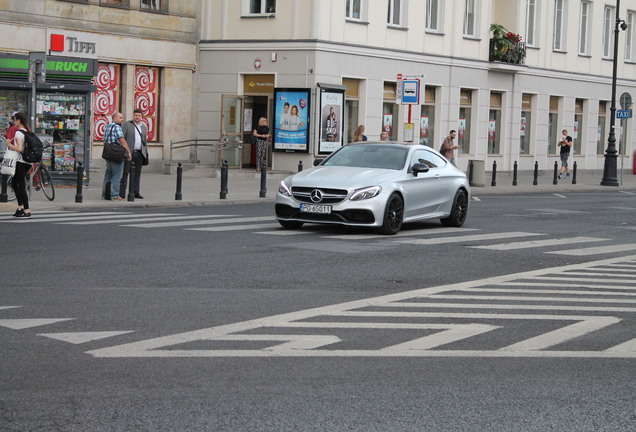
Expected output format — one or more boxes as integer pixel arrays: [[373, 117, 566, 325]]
[[291, 187, 349, 204]]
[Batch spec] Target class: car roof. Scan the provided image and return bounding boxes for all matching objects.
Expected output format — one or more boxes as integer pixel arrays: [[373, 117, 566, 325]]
[[345, 141, 421, 149]]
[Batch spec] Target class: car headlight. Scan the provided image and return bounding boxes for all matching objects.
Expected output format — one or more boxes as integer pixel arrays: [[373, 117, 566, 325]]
[[350, 185, 382, 201], [278, 180, 292, 197]]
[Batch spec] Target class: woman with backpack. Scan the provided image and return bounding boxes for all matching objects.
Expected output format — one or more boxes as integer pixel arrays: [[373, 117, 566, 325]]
[[6, 112, 32, 218]]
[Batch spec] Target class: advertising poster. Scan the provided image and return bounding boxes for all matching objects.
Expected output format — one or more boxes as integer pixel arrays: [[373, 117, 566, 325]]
[[420, 116, 429, 138], [573, 121, 579, 139], [488, 121, 496, 140], [383, 114, 393, 137], [273, 88, 310, 153], [458, 118, 466, 139], [520, 117, 526, 136], [319, 89, 344, 154]]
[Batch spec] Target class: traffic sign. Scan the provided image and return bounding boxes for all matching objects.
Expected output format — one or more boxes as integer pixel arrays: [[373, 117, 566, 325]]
[[616, 109, 631, 119], [401, 79, 420, 105]]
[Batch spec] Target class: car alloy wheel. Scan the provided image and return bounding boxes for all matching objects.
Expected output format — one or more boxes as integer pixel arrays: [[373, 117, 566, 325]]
[[441, 189, 468, 227], [381, 193, 404, 235]]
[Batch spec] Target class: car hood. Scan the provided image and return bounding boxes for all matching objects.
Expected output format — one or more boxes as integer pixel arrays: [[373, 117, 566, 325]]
[[285, 166, 400, 189]]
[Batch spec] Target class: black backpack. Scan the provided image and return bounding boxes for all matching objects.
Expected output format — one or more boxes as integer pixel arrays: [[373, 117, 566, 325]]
[[20, 129, 43, 163]]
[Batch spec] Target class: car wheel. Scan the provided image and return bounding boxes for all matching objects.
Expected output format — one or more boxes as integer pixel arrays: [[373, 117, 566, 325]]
[[441, 189, 468, 227], [278, 220, 304, 229], [380, 193, 404, 235]]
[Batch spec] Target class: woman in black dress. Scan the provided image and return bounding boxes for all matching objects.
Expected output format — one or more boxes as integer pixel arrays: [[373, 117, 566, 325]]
[[252, 117, 270, 171]]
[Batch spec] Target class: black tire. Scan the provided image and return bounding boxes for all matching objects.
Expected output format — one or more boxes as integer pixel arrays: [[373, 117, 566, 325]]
[[278, 220, 304, 229], [441, 189, 468, 227], [380, 193, 404, 235], [37, 165, 55, 201]]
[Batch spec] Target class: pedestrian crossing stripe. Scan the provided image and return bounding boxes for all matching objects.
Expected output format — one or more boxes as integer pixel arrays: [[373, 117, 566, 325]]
[[395, 231, 543, 245], [59, 214, 234, 225], [39, 331, 134, 344], [547, 244, 636, 256], [122, 216, 273, 228], [470, 236, 606, 250], [0, 318, 74, 330]]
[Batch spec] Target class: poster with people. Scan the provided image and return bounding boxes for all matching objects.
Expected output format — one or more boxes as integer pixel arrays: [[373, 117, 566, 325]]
[[319, 89, 344, 154], [273, 88, 310, 153]]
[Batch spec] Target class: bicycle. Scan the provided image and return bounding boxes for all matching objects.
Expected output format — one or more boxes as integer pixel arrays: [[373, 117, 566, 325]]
[[5, 161, 55, 201]]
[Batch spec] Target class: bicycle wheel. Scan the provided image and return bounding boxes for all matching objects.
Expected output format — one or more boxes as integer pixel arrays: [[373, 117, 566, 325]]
[[37, 165, 55, 201]]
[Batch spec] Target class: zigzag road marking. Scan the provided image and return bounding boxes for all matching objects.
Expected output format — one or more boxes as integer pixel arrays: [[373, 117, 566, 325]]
[[39, 331, 134, 344], [59, 214, 233, 225], [0, 318, 74, 330], [187, 223, 279, 232], [0, 212, 134, 223], [122, 216, 273, 228], [470, 236, 606, 250], [547, 244, 636, 256], [324, 227, 478, 240], [396, 231, 543, 245], [86, 254, 636, 359]]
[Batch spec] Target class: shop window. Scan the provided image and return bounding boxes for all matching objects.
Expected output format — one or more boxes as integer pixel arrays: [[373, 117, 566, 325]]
[[243, 0, 276, 15], [548, 96, 560, 154], [343, 78, 361, 144], [458, 89, 472, 154], [420, 87, 437, 147], [134, 66, 160, 142], [574, 98, 585, 155], [383, 82, 398, 140], [92, 63, 121, 142], [0, 90, 28, 137], [488, 92, 502, 154], [100, 0, 130, 8], [520, 93, 533, 155], [346, 0, 366, 20], [597, 101, 607, 155], [141, 0, 168, 12]]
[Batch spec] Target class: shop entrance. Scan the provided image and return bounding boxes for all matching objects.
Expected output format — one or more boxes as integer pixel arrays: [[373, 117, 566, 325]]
[[242, 95, 271, 169]]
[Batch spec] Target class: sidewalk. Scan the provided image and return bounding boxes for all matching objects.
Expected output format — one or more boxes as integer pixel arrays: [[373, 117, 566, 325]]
[[1, 168, 635, 213]]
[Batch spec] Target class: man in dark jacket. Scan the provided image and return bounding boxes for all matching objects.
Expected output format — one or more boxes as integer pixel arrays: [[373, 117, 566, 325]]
[[120, 108, 148, 198]]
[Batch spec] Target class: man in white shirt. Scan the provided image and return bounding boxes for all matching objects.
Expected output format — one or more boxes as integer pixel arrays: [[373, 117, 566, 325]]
[[120, 108, 148, 199]]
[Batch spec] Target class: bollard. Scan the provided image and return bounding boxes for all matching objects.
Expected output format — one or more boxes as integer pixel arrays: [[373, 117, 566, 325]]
[[0, 174, 8, 202], [127, 161, 135, 202], [572, 161, 577, 185], [175, 162, 183, 200], [74, 162, 84, 203], [220, 160, 228, 199], [533, 161, 539, 185], [491, 161, 497, 187], [553, 161, 558, 185], [259, 165, 267, 198], [468, 160, 474, 185], [513, 161, 518, 186], [298, 160, 303, 172]]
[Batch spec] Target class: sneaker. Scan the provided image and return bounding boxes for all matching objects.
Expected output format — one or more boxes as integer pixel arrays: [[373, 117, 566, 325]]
[[112, 196, 124, 201], [558, 174, 562, 179], [566, 173, 571, 178], [13, 208, 24, 217], [15, 211, 31, 218]]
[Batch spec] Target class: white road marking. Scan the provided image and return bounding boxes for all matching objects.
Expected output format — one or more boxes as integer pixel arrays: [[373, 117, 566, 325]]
[[396, 232, 543, 245], [553, 194, 567, 198], [429, 294, 636, 304], [122, 216, 273, 228], [324, 227, 478, 240], [547, 244, 636, 256], [471, 237, 606, 250], [59, 214, 231, 225], [0, 318, 74, 330], [39, 331, 134, 344], [605, 337, 636, 353], [463, 287, 636, 297], [0, 306, 21, 311], [504, 282, 636, 291], [472, 197, 481, 201], [0, 212, 134, 223], [255, 229, 315, 236], [86, 254, 636, 358], [187, 223, 279, 232], [618, 191, 635, 195]]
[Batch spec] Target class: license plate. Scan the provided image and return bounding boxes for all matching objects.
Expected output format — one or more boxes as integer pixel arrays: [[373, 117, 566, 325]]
[[300, 204, 332, 214]]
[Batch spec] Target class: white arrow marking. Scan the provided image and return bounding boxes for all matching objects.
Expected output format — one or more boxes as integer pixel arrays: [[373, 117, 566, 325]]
[[0, 318, 74, 330], [38, 331, 134, 344]]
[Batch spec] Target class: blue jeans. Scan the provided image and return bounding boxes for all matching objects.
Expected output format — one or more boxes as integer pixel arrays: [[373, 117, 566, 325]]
[[102, 160, 124, 199]]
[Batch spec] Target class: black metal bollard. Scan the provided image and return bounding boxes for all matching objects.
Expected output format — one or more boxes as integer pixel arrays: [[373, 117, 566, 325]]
[[75, 162, 84, 203], [0, 174, 8, 202], [259, 165, 267, 198], [220, 160, 228, 199], [298, 160, 303, 172], [553, 161, 558, 185], [127, 161, 135, 202], [468, 160, 474, 185], [491, 161, 497, 187], [175, 162, 183, 200], [572, 161, 577, 185], [533, 161, 539, 185], [513, 161, 518, 186]]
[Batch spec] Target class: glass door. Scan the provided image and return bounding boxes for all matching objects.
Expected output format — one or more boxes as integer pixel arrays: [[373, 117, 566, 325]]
[[221, 95, 243, 167]]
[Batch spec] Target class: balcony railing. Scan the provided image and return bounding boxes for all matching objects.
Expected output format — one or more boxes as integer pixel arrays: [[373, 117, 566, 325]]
[[489, 39, 526, 65]]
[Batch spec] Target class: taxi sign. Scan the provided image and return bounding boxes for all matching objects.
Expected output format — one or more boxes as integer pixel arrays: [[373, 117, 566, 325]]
[[616, 109, 631, 119]]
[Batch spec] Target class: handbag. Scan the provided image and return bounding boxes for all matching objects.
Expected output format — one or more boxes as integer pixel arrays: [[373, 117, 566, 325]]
[[101, 125, 126, 163], [0, 149, 18, 176]]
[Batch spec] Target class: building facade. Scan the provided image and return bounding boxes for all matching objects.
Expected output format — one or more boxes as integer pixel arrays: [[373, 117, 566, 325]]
[[198, 0, 636, 174], [0, 0, 197, 180]]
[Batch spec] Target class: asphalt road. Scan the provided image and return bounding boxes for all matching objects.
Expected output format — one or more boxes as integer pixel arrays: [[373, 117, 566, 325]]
[[1, 190, 635, 431]]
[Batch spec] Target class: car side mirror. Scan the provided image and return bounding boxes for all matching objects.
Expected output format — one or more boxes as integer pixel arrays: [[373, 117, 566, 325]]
[[313, 158, 324, 166], [411, 163, 429, 177]]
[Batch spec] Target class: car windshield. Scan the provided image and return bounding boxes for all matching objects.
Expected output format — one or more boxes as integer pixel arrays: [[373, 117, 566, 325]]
[[323, 144, 408, 170]]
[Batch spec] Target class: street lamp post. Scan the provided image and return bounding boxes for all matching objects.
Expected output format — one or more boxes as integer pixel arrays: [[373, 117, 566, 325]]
[[601, 0, 627, 186]]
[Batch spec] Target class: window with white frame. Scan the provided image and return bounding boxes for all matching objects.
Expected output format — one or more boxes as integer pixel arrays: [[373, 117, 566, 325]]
[[626, 11, 635, 61], [387, 0, 405, 26], [526, 0, 537, 46], [243, 0, 275, 15], [426, 0, 443, 31], [553, 0, 565, 51], [579, 0, 591, 55], [463, 0, 478, 37], [603, 5, 616, 58], [346, 0, 365, 20]]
